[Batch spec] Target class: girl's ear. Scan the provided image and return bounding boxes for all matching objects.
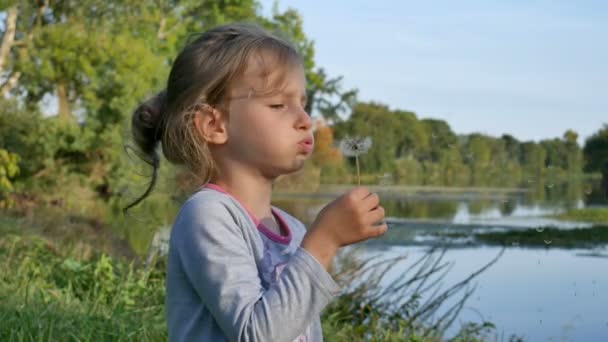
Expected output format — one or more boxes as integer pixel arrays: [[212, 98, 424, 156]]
[[193, 104, 228, 145]]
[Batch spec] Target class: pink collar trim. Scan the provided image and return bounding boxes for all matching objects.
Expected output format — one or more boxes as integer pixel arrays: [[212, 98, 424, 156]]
[[203, 183, 292, 245]]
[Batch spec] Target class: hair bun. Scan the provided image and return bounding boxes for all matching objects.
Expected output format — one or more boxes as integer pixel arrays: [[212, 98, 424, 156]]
[[131, 90, 168, 155]]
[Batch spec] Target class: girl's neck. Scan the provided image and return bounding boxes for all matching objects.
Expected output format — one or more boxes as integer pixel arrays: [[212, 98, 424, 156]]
[[209, 174, 274, 220]]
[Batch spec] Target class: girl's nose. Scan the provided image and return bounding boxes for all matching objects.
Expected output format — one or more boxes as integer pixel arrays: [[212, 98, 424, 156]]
[[296, 107, 312, 130]]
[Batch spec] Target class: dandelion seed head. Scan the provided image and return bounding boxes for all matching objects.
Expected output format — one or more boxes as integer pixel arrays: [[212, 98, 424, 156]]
[[339, 136, 372, 157]]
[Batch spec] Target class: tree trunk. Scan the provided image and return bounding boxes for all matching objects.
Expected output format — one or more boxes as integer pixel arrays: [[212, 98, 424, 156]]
[[57, 81, 71, 120], [0, 6, 19, 74]]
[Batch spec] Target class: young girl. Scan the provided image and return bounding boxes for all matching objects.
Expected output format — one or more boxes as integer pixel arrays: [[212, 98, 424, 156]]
[[128, 23, 388, 342]]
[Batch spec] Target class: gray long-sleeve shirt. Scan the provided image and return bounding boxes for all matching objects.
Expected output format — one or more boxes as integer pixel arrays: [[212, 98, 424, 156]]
[[166, 184, 342, 341]]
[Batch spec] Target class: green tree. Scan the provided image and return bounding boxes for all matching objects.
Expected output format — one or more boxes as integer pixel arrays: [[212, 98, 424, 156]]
[[421, 118, 458, 163], [563, 130, 583, 175], [1, 1, 362, 203], [393, 157, 423, 185], [465, 134, 492, 186], [520, 141, 547, 182], [501, 134, 520, 160], [583, 125, 608, 192], [393, 110, 426, 160]]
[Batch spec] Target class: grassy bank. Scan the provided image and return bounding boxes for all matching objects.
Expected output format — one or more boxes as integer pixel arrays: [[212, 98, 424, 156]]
[[0, 213, 500, 341], [472, 225, 608, 248], [551, 207, 608, 224], [0, 233, 167, 341]]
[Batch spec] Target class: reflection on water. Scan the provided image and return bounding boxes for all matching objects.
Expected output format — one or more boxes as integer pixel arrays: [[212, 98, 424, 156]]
[[448, 202, 593, 230], [272, 179, 606, 227]]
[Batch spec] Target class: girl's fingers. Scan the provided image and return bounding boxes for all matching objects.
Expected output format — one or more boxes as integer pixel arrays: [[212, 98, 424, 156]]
[[350, 186, 371, 200], [362, 192, 380, 211], [365, 222, 388, 238], [366, 206, 385, 225]]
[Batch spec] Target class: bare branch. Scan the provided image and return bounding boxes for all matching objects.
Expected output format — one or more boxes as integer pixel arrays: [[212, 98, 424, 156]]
[[27, 0, 49, 41], [157, 17, 167, 40], [0, 71, 21, 97]]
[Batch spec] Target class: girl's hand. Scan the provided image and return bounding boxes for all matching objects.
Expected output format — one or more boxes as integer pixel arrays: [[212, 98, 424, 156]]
[[301, 187, 387, 270]]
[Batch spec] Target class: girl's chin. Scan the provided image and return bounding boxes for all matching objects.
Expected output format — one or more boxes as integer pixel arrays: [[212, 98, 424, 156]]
[[280, 160, 308, 175], [263, 162, 307, 181]]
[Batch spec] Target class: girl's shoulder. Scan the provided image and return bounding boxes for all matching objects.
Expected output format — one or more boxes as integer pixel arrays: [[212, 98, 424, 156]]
[[182, 187, 234, 207], [175, 188, 249, 226]]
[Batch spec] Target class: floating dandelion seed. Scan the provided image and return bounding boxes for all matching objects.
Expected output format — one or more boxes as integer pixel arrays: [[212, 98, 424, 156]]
[[339, 136, 372, 185], [584, 185, 593, 195]]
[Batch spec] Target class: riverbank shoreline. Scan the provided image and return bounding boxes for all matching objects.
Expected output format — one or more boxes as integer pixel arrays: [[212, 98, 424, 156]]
[[274, 184, 530, 200]]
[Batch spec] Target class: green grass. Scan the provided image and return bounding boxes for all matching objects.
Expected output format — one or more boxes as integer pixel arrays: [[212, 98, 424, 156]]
[[0, 212, 501, 341], [0, 232, 167, 341], [552, 207, 608, 224]]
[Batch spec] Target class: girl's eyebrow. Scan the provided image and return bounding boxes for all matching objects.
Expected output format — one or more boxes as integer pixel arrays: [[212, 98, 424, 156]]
[[279, 90, 307, 103]]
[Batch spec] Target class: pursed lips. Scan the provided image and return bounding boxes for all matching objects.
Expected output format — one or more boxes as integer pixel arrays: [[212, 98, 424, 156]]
[[297, 137, 314, 153]]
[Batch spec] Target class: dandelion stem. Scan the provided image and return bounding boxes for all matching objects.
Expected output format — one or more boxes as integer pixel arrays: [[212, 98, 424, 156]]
[[356, 155, 360, 186]]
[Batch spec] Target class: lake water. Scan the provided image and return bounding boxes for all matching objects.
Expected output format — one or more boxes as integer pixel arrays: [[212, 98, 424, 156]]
[[270, 180, 608, 341], [350, 244, 608, 341]]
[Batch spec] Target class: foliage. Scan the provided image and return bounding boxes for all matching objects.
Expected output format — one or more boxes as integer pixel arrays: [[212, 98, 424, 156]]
[[583, 124, 608, 189], [0, 148, 19, 207], [330, 101, 585, 187], [0, 231, 166, 341]]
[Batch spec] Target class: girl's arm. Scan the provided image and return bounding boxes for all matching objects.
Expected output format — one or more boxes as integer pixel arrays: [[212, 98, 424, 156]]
[[169, 198, 340, 342]]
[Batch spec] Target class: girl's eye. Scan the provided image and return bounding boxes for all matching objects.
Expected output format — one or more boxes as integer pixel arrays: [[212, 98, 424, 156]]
[[269, 104, 285, 110]]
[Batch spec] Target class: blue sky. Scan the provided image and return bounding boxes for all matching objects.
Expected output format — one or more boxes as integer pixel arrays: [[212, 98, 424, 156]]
[[260, 0, 607, 144]]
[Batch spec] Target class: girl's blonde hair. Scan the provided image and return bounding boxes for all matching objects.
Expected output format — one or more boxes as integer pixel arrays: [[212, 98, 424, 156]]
[[125, 23, 303, 212]]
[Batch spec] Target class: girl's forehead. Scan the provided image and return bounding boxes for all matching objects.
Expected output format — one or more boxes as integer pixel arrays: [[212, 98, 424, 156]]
[[231, 53, 305, 98]]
